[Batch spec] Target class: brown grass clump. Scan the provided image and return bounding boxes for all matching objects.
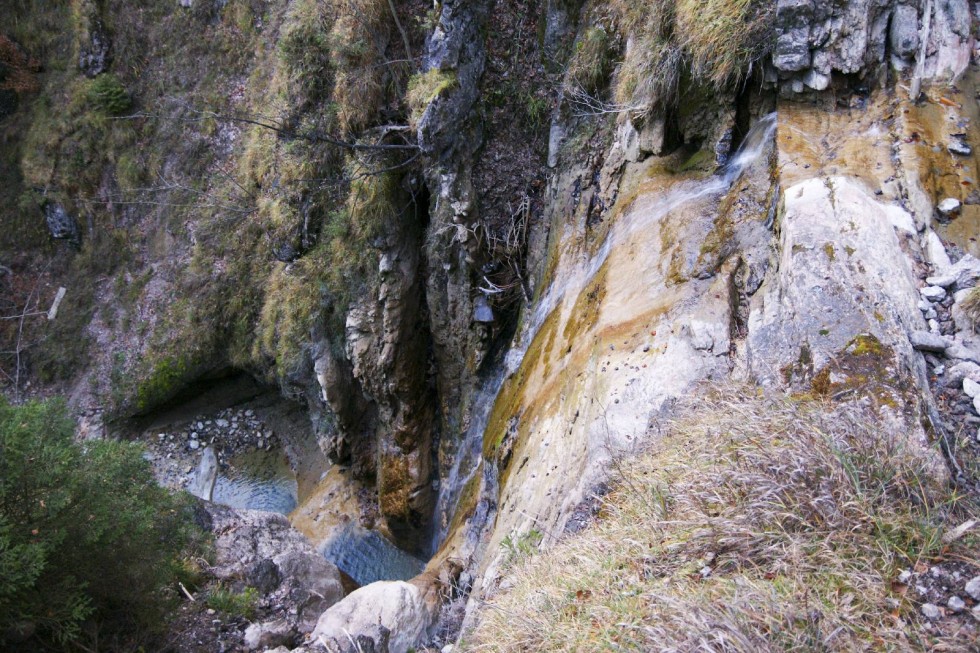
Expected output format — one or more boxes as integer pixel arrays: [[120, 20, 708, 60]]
[[674, 0, 774, 91], [465, 390, 977, 652], [328, 0, 391, 133], [0, 34, 41, 94], [597, 0, 774, 112]]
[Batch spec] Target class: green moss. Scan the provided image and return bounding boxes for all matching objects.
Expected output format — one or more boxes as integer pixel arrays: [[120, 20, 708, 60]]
[[822, 242, 836, 262], [133, 353, 197, 414], [675, 149, 713, 173], [407, 69, 457, 124]]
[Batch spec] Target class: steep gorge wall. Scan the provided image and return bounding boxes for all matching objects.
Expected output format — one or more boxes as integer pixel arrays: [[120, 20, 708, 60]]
[[3, 4, 980, 641]]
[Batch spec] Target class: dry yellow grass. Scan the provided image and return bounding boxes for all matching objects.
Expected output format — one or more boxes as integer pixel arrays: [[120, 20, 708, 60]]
[[572, 0, 774, 111], [465, 390, 978, 651]]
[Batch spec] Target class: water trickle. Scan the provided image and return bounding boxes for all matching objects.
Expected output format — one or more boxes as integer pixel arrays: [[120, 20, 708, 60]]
[[428, 113, 778, 553]]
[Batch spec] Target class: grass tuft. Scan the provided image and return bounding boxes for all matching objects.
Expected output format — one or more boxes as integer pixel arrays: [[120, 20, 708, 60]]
[[465, 389, 976, 651]]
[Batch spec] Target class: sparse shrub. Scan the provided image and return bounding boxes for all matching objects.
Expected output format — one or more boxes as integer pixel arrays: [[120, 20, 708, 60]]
[[86, 73, 131, 115], [467, 390, 974, 651], [0, 397, 200, 650]]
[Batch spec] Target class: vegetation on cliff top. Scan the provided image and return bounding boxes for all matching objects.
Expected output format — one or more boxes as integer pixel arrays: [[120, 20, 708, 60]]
[[467, 390, 977, 651], [566, 0, 774, 112]]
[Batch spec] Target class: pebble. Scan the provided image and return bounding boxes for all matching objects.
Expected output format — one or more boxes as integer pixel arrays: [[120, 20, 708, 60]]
[[920, 286, 946, 301], [949, 139, 973, 156], [965, 576, 980, 601], [937, 198, 962, 216], [948, 596, 966, 613], [921, 603, 942, 620], [899, 569, 913, 584], [964, 378, 980, 398], [216, 418, 229, 428], [910, 330, 948, 353], [189, 440, 200, 450]]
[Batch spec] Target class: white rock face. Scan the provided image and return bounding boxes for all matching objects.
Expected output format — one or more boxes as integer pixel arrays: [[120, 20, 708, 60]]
[[748, 177, 923, 383], [311, 581, 433, 653]]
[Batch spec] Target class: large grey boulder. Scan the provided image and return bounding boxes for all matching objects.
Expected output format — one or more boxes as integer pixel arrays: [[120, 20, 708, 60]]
[[311, 581, 433, 653]]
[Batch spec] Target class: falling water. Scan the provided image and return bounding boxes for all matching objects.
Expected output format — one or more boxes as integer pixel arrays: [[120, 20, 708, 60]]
[[428, 113, 778, 554]]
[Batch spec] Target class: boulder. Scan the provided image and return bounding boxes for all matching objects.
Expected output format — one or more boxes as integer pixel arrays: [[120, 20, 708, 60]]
[[273, 550, 345, 632], [311, 581, 433, 653], [203, 504, 346, 635]]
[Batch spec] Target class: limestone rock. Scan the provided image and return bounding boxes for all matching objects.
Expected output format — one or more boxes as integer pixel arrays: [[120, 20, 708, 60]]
[[947, 361, 980, 386], [965, 576, 980, 601], [473, 294, 494, 323], [965, 378, 980, 398], [889, 4, 919, 60], [78, 6, 112, 78], [910, 330, 948, 353], [937, 198, 962, 217], [949, 139, 973, 156], [924, 230, 952, 270], [937, 254, 980, 290], [920, 286, 946, 302], [311, 581, 433, 653], [244, 619, 293, 651], [921, 603, 941, 620], [203, 504, 345, 635]]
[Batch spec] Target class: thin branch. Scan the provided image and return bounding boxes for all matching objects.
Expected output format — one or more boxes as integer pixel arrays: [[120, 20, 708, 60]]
[[386, 0, 413, 66]]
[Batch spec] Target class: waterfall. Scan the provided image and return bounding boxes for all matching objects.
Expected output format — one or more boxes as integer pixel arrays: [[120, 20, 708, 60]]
[[428, 112, 778, 555]]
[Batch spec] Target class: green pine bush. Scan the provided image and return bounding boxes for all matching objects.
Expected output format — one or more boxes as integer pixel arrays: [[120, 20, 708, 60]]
[[0, 397, 200, 650], [87, 73, 131, 115]]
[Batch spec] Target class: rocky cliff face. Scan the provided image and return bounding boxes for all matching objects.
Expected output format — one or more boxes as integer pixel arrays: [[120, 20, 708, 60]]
[[3, 0, 980, 650]]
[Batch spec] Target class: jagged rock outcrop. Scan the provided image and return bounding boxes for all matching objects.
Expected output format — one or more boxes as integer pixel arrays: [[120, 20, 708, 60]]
[[204, 503, 346, 639], [772, 0, 972, 91]]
